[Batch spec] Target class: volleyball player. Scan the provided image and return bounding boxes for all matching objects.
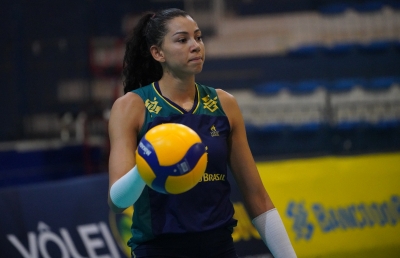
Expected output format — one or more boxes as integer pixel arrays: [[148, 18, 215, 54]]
[[108, 8, 296, 258]]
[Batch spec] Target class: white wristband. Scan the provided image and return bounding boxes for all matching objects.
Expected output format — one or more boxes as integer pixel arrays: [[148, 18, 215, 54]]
[[110, 165, 146, 208], [252, 208, 297, 258]]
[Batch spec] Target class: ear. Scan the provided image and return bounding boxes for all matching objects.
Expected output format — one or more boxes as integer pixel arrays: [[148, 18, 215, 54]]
[[150, 45, 165, 63]]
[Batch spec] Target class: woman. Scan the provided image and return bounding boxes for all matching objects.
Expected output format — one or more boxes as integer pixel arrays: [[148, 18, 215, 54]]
[[108, 8, 296, 258]]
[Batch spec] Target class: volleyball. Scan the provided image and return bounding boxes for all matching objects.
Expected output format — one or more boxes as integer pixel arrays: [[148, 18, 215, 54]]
[[136, 123, 207, 194]]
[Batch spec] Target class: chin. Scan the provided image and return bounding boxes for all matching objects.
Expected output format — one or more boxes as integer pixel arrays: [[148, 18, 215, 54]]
[[192, 69, 203, 76], [192, 64, 204, 74], [181, 62, 204, 76]]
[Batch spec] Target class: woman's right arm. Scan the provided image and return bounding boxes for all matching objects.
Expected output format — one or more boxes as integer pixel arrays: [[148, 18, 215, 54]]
[[108, 92, 145, 213]]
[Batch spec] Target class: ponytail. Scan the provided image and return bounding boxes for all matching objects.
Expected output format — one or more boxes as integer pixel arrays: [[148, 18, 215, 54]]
[[122, 9, 189, 94], [122, 13, 162, 93]]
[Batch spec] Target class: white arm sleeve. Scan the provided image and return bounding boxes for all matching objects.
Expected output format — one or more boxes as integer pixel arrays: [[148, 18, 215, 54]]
[[109, 165, 146, 208], [252, 208, 297, 258]]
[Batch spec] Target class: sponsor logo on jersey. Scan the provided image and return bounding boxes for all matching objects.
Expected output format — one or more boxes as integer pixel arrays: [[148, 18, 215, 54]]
[[210, 125, 219, 137], [201, 95, 219, 112], [145, 97, 162, 114], [198, 173, 226, 182]]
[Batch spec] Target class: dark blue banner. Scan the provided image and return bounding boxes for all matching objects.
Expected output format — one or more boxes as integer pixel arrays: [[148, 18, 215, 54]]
[[0, 174, 271, 258]]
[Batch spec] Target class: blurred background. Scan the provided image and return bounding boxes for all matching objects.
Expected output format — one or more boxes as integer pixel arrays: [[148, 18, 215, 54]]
[[1, 0, 400, 257], [1, 0, 399, 186]]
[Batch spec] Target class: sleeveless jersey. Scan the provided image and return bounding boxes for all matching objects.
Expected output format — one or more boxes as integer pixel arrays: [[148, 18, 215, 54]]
[[128, 82, 237, 249]]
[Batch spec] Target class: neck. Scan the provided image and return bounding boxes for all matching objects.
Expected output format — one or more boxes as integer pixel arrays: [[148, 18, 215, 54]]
[[158, 73, 196, 104]]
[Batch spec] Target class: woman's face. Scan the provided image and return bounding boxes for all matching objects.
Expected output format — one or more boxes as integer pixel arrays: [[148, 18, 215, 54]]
[[157, 16, 205, 77]]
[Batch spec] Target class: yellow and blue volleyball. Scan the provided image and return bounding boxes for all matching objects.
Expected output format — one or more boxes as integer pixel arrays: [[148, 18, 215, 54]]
[[136, 123, 207, 194]]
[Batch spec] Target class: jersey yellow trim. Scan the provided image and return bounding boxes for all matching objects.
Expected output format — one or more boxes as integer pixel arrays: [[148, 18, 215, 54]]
[[152, 83, 184, 114], [192, 83, 200, 114], [152, 82, 200, 114]]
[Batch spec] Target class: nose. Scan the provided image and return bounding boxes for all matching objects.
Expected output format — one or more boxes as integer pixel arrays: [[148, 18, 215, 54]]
[[191, 38, 201, 52]]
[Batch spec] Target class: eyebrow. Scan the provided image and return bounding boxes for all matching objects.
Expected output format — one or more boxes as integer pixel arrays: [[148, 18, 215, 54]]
[[172, 29, 201, 36]]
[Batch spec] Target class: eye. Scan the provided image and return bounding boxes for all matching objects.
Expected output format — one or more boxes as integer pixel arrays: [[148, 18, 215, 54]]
[[196, 36, 203, 41], [178, 38, 187, 43]]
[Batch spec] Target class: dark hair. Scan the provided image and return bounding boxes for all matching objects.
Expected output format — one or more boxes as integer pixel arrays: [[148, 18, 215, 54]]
[[122, 8, 189, 93]]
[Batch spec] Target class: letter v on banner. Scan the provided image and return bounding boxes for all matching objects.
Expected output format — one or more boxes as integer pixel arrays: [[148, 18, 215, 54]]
[[7, 233, 38, 258]]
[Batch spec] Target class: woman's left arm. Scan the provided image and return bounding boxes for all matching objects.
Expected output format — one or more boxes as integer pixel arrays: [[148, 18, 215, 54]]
[[217, 89, 274, 218], [217, 89, 297, 258]]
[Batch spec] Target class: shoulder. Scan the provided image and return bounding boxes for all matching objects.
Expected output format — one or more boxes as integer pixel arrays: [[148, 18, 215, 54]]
[[111, 92, 145, 114], [216, 89, 238, 109], [196, 83, 236, 105], [215, 89, 242, 130], [109, 92, 145, 133], [195, 82, 238, 109]]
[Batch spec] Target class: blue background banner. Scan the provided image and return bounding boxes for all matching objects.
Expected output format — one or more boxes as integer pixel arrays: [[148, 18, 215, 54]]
[[0, 174, 269, 258], [0, 175, 121, 258]]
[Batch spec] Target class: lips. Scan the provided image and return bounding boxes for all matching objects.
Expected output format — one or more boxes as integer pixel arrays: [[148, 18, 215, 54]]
[[189, 57, 202, 62]]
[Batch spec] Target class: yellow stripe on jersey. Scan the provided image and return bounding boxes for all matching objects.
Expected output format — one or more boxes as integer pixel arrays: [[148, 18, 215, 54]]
[[192, 83, 200, 114], [152, 83, 184, 114], [152, 82, 200, 114]]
